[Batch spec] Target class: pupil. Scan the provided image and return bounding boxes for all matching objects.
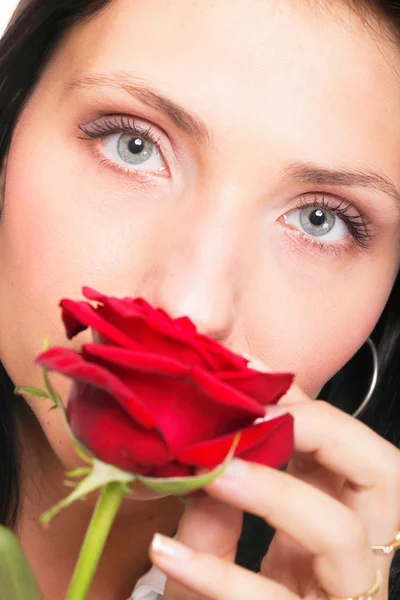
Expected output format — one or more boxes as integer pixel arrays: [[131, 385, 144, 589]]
[[128, 137, 144, 154], [309, 209, 326, 226]]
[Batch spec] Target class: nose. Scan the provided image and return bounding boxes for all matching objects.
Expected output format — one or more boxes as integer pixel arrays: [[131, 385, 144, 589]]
[[148, 213, 240, 342], [158, 273, 235, 341]]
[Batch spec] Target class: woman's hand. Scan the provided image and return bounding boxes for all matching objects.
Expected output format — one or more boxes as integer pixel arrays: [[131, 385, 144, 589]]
[[149, 384, 400, 599]]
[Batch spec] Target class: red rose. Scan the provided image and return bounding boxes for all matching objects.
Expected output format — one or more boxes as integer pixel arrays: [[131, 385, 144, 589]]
[[37, 287, 294, 478]]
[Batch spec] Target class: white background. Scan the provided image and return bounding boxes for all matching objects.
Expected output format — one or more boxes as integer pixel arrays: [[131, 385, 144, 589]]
[[0, 0, 20, 37]]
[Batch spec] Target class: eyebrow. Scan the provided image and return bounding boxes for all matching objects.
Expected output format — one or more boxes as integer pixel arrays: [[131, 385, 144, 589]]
[[68, 71, 211, 145], [69, 73, 400, 207], [281, 162, 400, 209]]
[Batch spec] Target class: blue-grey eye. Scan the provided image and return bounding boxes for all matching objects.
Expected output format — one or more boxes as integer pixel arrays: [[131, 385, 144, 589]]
[[102, 132, 166, 171], [117, 133, 154, 164], [284, 205, 348, 241]]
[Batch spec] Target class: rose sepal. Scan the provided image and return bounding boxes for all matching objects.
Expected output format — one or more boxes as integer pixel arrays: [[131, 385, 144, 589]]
[[40, 459, 135, 526], [14, 386, 51, 400], [135, 432, 241, 495]]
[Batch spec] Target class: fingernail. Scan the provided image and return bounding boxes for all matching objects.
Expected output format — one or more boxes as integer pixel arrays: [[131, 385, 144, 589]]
[[151, 533, 194, 561]]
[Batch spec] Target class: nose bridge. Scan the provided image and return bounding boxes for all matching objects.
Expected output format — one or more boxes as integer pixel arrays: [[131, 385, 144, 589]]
[[151, 189, 247, 340]]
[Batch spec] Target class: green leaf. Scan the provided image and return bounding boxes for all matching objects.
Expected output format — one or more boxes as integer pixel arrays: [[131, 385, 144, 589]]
[[0, 526, 44, 600], [14, 386, 50, 400], [136, 433, 241, 495], [40, 459, 136, 526]]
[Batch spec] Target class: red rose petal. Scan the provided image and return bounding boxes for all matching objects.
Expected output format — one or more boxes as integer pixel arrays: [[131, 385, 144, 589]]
[[196, 335, 249, 371], [177, 414, 294, 470], [82, 287, 108, 302], [37, 347, 156, 429], [76, 296, 217, 370], [98, 307, 217, 369], [173, 316, 197, 332], [81, 344, 268, 451], [219, 370, 293, 406], [61, 299, 140, 348], [237, 415, 294, 468], [81, 288, 247, 372], [83, 343, 188, 377], [61, 305, 88, 338], [68, 383, 169, 472], [56, 289, 295, 479], [84, 343, 265, 416]]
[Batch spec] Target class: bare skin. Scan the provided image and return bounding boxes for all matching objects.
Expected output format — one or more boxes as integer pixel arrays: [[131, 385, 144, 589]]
[[0, 0, 400, 598]]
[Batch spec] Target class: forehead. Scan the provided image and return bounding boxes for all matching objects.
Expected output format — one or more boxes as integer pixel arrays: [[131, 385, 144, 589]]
[[46, 0, 400, 178], [57, 0, 399, 84]]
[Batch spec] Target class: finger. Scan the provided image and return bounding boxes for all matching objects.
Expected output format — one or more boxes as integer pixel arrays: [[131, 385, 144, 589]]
[[247, 359, 340, 497], [162, 496, 242, 600], [205, 458, 377, 597], [260, 531, 313, 594], [269, 399, 400, 541], [277, 380, 310, 406], [287, 456, 343, 497], [151, 534, 299, 600]]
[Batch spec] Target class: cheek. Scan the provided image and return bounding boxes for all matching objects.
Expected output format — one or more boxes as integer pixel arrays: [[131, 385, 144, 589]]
[[0, 115, 171, 307], [27, 374, 83, 471], [0, 121, 143, 354], [0, 144, 94, 469], [246, 244, 399, 396], [0, 117, 152, 440], [0, 115, 174, 477]]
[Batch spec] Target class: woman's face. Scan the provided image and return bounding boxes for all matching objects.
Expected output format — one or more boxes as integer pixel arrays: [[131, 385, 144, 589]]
[[1, 0, 400, 468]]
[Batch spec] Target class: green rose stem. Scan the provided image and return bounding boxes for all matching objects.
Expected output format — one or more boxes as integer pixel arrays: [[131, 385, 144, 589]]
[[65, 481, 128, 600]]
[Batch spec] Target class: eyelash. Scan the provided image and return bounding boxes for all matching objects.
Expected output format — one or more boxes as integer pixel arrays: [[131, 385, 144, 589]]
[[78, 114, 161, 142], [78, 114, 166, 174], [77, 116, 373, 254], [292, 193, 373, 252]]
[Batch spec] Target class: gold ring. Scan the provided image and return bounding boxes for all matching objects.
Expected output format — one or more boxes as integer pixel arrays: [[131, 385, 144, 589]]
[[372, 530, 400, 556], [317, 570, 381, 600]]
